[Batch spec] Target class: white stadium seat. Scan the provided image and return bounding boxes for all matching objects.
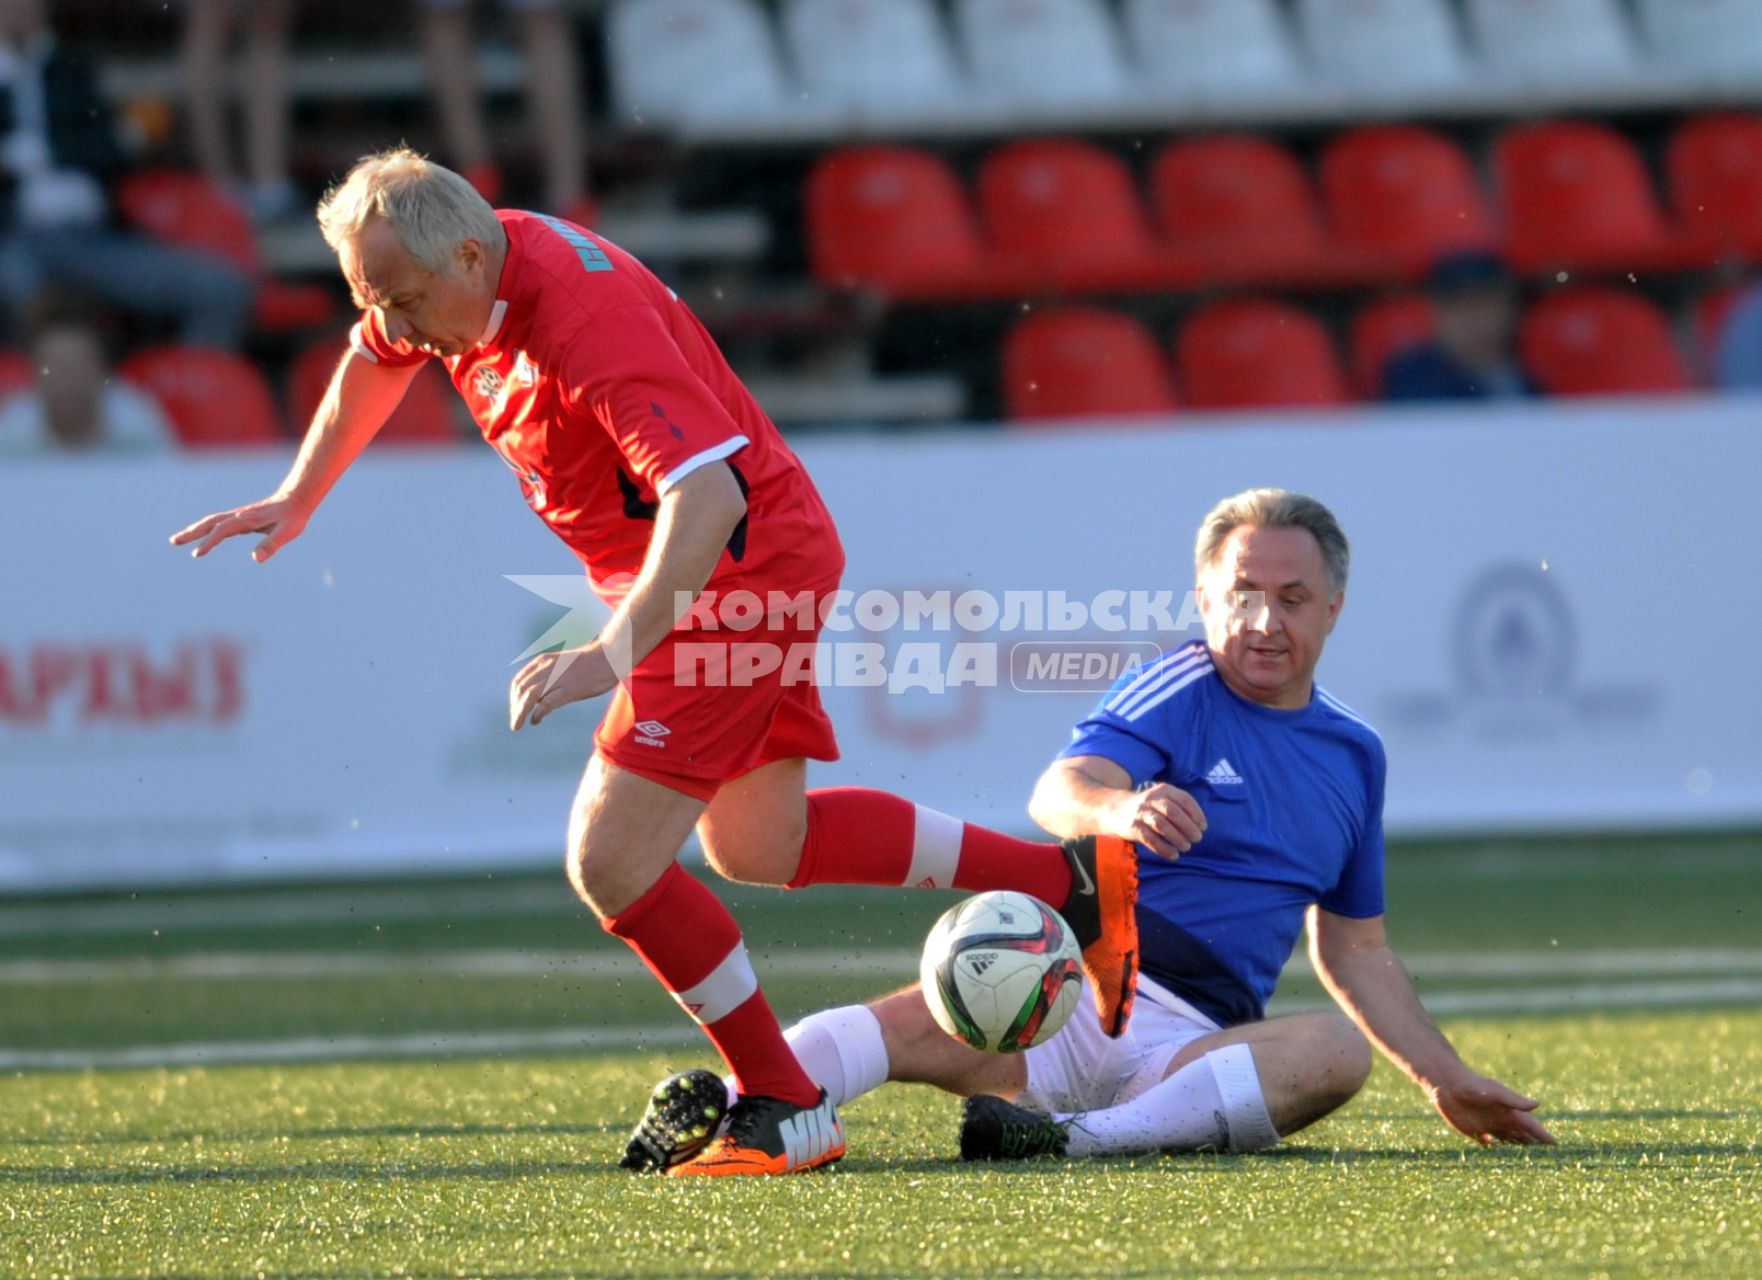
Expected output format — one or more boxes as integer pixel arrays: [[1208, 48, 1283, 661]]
[[608, 0, 792, 128], [1638, 0, 1762, 78], [1124, 0, 1304, 101], [956, 0, 1132, 109], [1296, 0, 1471, 94], [784, 0, 968, 122], [1467, 0, 1638, 83]]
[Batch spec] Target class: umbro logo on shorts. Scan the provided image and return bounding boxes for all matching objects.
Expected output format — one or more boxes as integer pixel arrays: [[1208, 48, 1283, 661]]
[[1208, 758, 1246, 786], [634, 720, 671, 747]]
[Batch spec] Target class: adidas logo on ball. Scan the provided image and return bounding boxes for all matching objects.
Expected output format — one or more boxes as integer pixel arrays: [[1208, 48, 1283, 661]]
[[966, 952, 999, 976]]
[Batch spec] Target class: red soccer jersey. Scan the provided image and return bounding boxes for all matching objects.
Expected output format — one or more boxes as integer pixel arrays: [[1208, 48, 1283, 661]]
[[351, 210, 844, 604]]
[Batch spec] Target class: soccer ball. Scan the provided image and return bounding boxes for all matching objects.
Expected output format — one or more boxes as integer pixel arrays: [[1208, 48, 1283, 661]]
[[919, 890, 1083, 1053]]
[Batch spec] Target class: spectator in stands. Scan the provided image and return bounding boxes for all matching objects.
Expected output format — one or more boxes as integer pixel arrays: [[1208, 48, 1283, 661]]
[[1714, 280, 1762, 391], [180, 0, 300, 223], [418, 0, 594, 225], [1381, 251, 1541, 403], [0, 0, 255, 348], [0, 294, 172, 453]]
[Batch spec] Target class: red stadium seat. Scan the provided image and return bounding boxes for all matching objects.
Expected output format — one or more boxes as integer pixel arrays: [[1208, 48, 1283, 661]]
[[1519, 287, 1692, 395], [1175, 298, 1350, 410], [1349, 294, 1436, 398], [114, 169, 337, 332], [0, 350, 34, 398], [1493, 122, 1685, 274], [1667, 113, 1762, 263], [119, 345, 284, 446], [977, 139, 1161, 292], [1001, 308, 1177, 422], [1320, 126, 1498, 278], [1150, 135, 1332, 285], [804, 147, 987, 299], [287, 335, 466, 445]]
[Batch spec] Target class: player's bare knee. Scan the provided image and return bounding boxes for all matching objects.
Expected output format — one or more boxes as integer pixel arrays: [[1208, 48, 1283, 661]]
[[1315, 1012, 1373, 1099]]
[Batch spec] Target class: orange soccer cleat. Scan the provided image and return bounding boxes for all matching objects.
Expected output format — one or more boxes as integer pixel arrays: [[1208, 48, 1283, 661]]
[[666, 1089, 845, 1178], [1056, 834, 1141, 1038]]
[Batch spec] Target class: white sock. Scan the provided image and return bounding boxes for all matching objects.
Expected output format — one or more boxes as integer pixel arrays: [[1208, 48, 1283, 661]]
[[1059, 1043, 1279, 1157], [722, 1004, 890, 1109]]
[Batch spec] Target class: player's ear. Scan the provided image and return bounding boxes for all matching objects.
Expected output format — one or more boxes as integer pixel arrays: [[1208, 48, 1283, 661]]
[[455, 236, 485, 277], [1325, 590, 1345, 632]]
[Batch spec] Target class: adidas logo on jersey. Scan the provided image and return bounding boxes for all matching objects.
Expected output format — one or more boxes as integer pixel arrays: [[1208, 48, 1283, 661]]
[[779, 1097, 844, 1171], [1207, 758, 1245, 786]]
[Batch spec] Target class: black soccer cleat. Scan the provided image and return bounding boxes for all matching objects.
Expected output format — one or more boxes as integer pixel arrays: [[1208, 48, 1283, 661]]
[[619, 1069, 729, 1173], [667, 1088, 845, 1177], [959, 1093, 1072, 1161]]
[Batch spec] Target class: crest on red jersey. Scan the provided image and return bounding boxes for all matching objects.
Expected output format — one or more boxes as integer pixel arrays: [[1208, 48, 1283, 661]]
[[473, 365, 504, 401]]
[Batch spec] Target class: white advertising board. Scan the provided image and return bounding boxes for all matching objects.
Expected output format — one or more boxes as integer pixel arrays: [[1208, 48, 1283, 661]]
[[2, 396, 1757, 891]]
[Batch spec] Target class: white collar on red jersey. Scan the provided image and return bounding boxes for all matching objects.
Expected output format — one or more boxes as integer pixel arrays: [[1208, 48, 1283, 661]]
[[478, 299, 509, 347]]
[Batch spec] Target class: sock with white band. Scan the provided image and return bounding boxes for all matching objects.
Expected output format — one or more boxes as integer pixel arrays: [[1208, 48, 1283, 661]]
[[724, 1004, 892, 1109], [1060, 1043, 1279, 1157]]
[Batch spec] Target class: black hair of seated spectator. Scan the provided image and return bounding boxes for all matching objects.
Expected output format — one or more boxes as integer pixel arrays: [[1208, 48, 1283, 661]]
[[1426, 250, 1515, 298]]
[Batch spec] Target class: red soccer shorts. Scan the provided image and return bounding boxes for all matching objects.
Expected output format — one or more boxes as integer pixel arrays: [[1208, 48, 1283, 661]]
[[593, 588, 841, 801]]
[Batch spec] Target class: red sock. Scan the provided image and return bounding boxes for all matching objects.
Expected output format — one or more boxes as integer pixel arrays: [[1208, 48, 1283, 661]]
[[604, 862, 817, 1107], [792, 787, 1072, 905]]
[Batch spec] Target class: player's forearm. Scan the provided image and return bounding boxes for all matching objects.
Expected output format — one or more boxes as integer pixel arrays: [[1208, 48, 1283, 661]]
[[1316, 944, 1468, 1091], [599, 465, 746, 673], [275, 354, 414, 513], [1027, 764, 1129, 839]]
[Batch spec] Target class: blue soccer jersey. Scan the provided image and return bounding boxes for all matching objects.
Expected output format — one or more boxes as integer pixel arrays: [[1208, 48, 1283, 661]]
[[1058, 639, 1387, 1027]]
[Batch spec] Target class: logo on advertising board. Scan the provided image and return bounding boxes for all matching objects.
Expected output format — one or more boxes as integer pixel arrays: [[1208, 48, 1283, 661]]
[[1382, 562, 1657, 738], [0, 637, 247, 734]]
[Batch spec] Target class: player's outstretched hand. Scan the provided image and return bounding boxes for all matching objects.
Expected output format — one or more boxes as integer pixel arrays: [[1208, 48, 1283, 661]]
[[170, 496, 309, 564], [510, 644, 619, 731], [1429, 1072, 1555, 1146], [1103, 782, 1206, 859]]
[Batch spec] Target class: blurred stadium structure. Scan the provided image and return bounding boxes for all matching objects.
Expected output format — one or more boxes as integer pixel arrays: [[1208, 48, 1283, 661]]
[[3, 0, 1761, 891]]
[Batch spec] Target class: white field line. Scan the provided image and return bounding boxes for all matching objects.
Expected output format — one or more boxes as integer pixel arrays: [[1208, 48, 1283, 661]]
[[3, 946, 1761, 986], [3, 977, 1760, 1073], [0, 948, 922, 985]]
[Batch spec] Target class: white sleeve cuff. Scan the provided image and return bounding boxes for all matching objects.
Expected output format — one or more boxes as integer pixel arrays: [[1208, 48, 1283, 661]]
[[348, 321, 380, 364], [656, 435, 748, 496]]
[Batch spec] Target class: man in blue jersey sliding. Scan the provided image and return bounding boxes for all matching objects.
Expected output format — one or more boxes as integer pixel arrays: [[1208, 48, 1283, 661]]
[[626, 487, 1552, 1167]]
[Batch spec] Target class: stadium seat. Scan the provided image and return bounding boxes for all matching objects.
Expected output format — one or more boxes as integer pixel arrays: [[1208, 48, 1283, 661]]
[[113, 170, 336, 332], [1001, 308, 1177, 422], [956, 0, 1130, 110], [0, 351, 33, 398], [804, 147, 987, 297], [287, 336, 465, 445], [1493, 122, 1684, 274], [1637, 0, 1762, 79], [1149, 136, 1331, 286], [119, 346, 284, 447], [1320, 127, 1497, 279], [977, 139, 1160, 292], [607, 0, 792, 128], [1175, 299, 1349, 411], [1296, 0, 1471, 95], [1667, 114, 1762, 264], [1466, 0, 1638, 83], [1123, 0, 1303, 102], [1349, 295, 1436, 399], [784, 0, 967, 122], [1518, 288, 1691, 396]]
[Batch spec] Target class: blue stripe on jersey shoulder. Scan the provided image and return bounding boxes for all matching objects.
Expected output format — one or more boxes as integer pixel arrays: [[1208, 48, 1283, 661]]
[[534, 213, 614, 274], [1108, 642, 1212, 721]]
